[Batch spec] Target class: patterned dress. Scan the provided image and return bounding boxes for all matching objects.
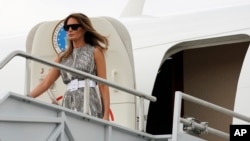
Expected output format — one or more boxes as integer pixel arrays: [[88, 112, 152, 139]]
[[60, 44, 103, 118]]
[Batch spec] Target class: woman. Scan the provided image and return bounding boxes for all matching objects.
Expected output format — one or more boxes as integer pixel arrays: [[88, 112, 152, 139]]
[[28, 13, 110, 121]]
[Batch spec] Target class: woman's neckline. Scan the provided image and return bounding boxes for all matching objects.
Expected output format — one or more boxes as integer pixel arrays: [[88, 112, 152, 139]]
[[73, 44, 87, 49]]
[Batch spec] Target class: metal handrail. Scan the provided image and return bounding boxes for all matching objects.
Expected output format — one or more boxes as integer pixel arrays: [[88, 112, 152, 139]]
[[0, 50, 156, 102], [172, 91, 250, 141], [0, 50, 157, 131]]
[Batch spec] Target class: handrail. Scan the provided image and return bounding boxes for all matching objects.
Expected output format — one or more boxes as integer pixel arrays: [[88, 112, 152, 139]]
[[172, 91, 250, 141], [0, 50, 156, 102], [0, 50, 156, 131], [182, 93, 250, 122]]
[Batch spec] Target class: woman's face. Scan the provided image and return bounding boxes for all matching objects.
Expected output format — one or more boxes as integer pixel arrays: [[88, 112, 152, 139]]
[[65, 17, 84, 41]]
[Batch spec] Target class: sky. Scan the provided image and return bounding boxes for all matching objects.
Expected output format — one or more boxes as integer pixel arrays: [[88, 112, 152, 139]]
[[1, 0, 250, 37], [1, 0, 250, 97]]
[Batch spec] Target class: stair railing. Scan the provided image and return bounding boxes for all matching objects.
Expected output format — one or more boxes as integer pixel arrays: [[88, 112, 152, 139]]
[[0, 50, 157, 131]]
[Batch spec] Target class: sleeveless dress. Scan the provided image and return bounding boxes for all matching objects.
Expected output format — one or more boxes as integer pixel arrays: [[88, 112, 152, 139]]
[[60, 44, 103, 118]]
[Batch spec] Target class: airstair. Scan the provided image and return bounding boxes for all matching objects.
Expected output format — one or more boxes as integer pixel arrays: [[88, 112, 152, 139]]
[[1, 51, 250, 141]]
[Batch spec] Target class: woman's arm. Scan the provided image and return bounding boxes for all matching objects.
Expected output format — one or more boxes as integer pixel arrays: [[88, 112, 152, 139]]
[[94, 47, 110, 121], [29, 57, 61, 98]]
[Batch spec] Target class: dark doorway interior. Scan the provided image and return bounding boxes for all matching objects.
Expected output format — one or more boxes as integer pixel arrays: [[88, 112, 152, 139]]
[[146, 52, 183, 135]]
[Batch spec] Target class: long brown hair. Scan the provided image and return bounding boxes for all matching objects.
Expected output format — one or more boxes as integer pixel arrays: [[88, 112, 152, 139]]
[[59, 13, 109, 61]]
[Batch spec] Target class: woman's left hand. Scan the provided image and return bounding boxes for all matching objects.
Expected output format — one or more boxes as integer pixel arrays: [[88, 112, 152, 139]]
[[103, 114, 109, 121]]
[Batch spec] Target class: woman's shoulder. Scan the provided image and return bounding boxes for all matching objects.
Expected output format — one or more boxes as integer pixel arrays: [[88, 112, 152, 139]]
[[94, 46, 104, 54], [94, 46, 106, 60], [55, 51, 68, 63]]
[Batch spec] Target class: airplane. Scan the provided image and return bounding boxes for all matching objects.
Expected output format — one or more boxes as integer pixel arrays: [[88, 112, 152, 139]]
[[1, 0, 250, 141], [119, 1, 250, 141]]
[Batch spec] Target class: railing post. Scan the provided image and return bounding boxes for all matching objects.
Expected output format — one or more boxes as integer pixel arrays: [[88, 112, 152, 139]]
[[83, 78, 90, 115], [172, 91, 183, 141], [24, 59, 31, 95], [138, 97, 145, 131], [105, 125, 112, 141]]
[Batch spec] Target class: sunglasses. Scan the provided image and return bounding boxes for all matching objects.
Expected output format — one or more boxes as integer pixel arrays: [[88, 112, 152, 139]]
[[63, 24, 82, 31]]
